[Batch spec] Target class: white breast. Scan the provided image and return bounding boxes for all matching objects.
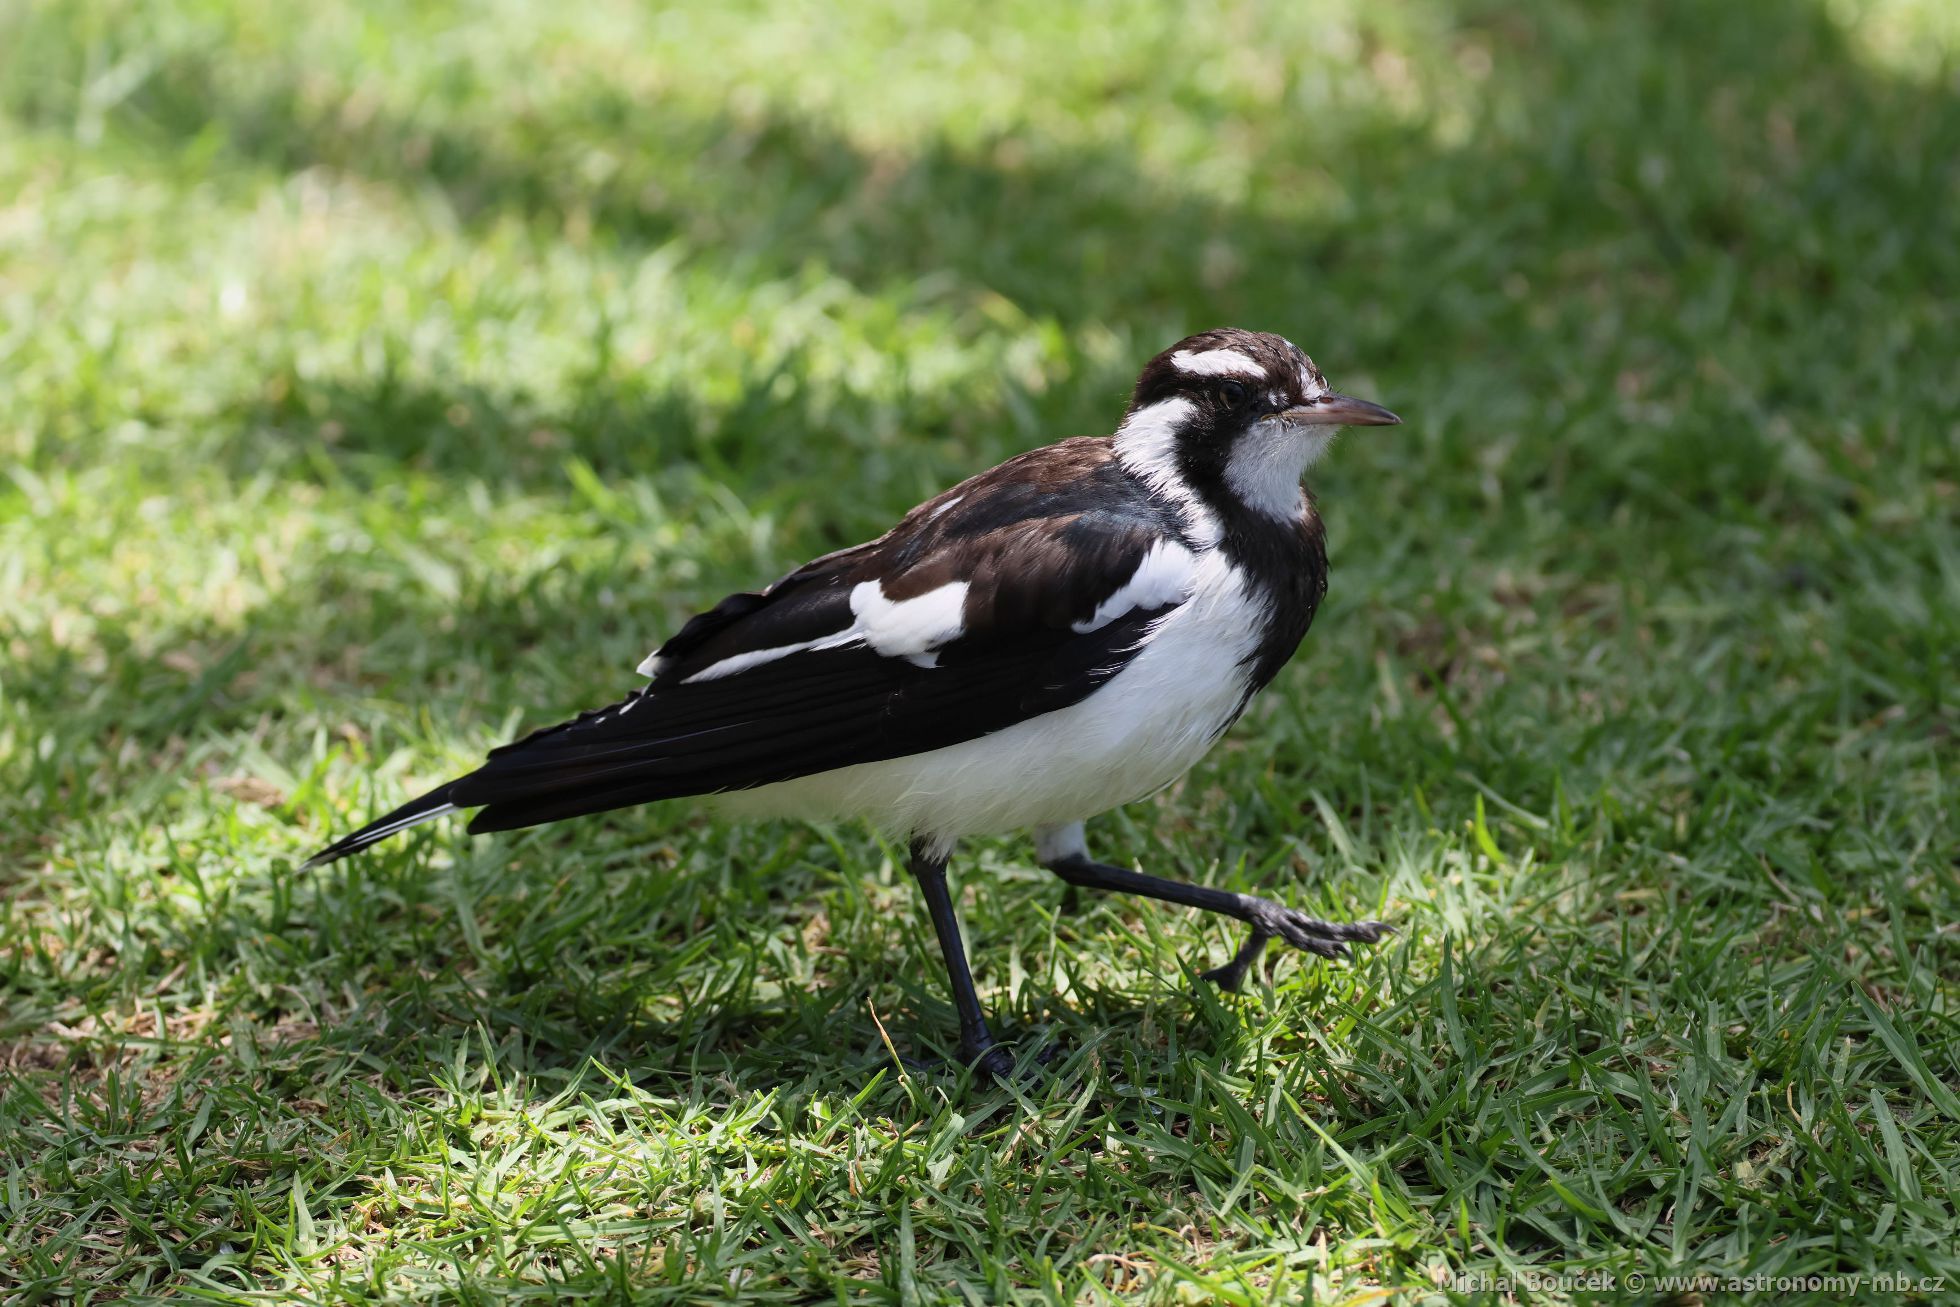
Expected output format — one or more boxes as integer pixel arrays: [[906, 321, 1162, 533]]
[[713, 549, 1267, 845]]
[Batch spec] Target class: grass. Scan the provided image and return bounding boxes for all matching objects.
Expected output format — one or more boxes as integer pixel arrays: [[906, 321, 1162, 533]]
[[1, 0, 1956, 1300]]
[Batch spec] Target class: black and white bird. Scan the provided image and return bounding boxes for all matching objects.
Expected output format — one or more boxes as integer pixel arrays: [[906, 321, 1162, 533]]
[[305, 328, 1400, 1077]]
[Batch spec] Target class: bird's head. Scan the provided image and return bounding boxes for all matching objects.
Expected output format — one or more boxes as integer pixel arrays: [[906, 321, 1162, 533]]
[[1114, 328, 1399, 524]]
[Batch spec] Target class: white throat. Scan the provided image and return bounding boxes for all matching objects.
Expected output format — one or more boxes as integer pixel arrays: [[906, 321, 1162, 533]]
[[1224, 417, 1333, 521]]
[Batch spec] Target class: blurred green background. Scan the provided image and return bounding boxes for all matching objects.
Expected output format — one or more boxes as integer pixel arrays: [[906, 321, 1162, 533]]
[[2, 0, 1956, 1301]]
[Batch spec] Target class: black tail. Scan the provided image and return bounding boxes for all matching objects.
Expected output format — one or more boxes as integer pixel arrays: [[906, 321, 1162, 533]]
[[302, 782, 462, 869], [460, 775, 693, 833], [299, 691, 707, 866], [304, 648, 958, 860]]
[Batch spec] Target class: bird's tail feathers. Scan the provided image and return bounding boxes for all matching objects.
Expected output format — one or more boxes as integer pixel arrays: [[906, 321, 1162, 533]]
[[301, 783, 460, 869], [302, 680, 797, 863]]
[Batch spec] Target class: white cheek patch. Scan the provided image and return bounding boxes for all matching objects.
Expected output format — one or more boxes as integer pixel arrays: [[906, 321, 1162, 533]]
[[1171, 349, 1267, 378], [850, 578, 970, 664], [1073, 539, 1197, 633]]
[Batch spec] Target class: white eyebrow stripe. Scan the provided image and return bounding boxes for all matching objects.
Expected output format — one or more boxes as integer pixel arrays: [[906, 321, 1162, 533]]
[[1171, 349, 1266, 378]]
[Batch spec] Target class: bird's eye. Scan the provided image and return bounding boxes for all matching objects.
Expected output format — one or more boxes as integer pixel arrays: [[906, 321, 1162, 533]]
[[1218, 380, 1247, 407]]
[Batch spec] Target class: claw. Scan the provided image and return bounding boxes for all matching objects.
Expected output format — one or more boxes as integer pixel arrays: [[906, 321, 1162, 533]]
[[1248, 903, 1394, 962]]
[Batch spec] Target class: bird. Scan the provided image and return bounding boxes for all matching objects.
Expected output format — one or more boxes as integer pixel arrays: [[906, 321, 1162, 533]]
[[303, 327, 1401, 1078]]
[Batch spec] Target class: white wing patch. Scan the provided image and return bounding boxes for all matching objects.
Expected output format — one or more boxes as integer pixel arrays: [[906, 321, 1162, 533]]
[[850, 578, 969, 667], [636, 652, 670, 677], [1072, 538, 1197, 633], [670, 577, 971, 684], [679, 630, 866, 683], [1172, 348, 1267, 378]]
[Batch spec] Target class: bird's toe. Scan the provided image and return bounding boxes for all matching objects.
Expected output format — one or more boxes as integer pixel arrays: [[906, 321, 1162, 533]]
[[1260, 905, 1392, 959], [1199, 961, 1249, 991]]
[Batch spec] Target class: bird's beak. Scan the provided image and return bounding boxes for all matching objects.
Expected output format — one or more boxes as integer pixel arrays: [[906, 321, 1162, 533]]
[[1279, 393, 1402, 426]]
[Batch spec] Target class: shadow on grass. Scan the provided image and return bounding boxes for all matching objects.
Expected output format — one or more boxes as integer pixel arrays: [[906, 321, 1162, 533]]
[[7, 0, 1952, 498], [3, 916, 1275, 1293], [49, 1, 1940, 324]]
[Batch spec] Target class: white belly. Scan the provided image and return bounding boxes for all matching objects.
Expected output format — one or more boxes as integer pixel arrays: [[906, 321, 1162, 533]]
[[714, 551, 1265, 843]]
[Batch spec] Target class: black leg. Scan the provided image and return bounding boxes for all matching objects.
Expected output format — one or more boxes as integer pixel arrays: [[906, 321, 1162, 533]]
[[1198, 929, 1273, 993], [1042, 853, 1391, 985], [908, 840, 1014, 1079]]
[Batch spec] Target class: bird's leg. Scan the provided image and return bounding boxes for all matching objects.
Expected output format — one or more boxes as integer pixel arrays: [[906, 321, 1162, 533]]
[[1033, 826, 1389, 988], [1039, 825, 1089, 917], [907, 840, 1015, 1079], [1196, 929, 1273, 993]]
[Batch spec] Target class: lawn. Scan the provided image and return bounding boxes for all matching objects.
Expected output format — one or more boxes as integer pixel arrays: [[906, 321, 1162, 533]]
[[2, 0, 1956, 1300]]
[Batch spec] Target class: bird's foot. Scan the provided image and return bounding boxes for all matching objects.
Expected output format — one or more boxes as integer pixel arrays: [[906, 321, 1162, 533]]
[[964, 1040, 1017, 1081], [900, 1035, 1059, 1081], [1249, 899, 1393, 959], [1198, 930, 1271, 992], [1200, 904, 1392, 990]]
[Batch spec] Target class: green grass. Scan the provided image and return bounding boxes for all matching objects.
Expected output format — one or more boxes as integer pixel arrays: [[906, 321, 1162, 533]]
[[2, 0, 1957, 1300]]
